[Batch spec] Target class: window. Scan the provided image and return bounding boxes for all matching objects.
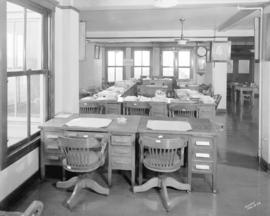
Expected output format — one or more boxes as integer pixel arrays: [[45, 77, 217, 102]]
[[177, 50, 191, 79], [161, 49, 192, 80], [162, 51, 174, 77], [133, 50, 151, 79], [106, 49, 124, 83], [0, 0, 52, 168]]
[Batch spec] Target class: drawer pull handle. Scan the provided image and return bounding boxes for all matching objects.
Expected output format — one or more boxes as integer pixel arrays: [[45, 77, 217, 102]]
[[195, 164, 210, 170], [47, 145, 59, 150], [195, 141, 210, 146], [195, 153, 210, 158], [46, 135, 58, 139]]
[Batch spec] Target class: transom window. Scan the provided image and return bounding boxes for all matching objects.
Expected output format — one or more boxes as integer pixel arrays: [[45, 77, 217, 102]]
[[133, 50, 151, 79], [161, 49, 192, 80], [106, 49, 124, 83]]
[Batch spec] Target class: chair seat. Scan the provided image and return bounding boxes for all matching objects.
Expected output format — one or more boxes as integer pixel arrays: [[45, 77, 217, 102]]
[[143, 153, 181, 173], [63, 151, 103, 173]]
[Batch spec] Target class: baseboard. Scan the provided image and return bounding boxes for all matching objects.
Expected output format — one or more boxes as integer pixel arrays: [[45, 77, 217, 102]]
[[0, 171, 40, 210], [259, 157, 270, 172]]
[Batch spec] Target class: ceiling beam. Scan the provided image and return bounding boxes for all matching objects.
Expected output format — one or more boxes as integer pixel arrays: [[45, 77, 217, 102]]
[[217, 9, 256, 32]]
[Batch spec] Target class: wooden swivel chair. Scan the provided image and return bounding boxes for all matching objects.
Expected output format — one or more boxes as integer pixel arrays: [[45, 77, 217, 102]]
[[123, 101, 151, 116], [168, 104, 198, 118], [56, 135, 109, 209], [0, 200, 44, 216], [134, 135, 190, 212], [79, 102, 104, 114]]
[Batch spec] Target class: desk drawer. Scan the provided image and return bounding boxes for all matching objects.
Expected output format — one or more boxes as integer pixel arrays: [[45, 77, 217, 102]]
[[192, 161, 213, 174], [111, 135, 133, 146], [111, 146, 131, 157], [44, 153, 62, 165], [64, 131, 107, 139], [192, 149, 214, 162], [43, 131, 63, 152], [44, 131, 63, 142], [192, 137, 213, 149], [111, 156, 132, 169]]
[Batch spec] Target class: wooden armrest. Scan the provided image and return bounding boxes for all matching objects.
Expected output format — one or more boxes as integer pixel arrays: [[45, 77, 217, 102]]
[[23, 200, 44, 216]]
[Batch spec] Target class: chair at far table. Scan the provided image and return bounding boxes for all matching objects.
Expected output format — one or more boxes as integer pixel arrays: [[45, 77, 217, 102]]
[[123, 101, 151, 116], [134, 135, 190, 212], [79, 102, 104, 114], [168, 103, 198, 118], [56, 135, 109, 209], [0, 200, 44, 216]]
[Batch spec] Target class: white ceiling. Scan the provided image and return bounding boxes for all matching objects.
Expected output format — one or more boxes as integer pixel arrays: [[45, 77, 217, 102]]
[[74, 0, 270, 35]]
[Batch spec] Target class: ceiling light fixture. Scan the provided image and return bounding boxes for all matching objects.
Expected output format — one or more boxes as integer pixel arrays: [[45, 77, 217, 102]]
[[176, 18, 188, 45], [154, 0, 178, 8]]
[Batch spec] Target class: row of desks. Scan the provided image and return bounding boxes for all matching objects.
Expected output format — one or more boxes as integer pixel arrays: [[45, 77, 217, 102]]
[[40, 114, 218, 192]]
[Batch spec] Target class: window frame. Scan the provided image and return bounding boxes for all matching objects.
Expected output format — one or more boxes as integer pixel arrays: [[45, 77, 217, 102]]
[[0, 0, 54, 170], [131, 48, 152, 79], [160, 47, 194, 81], [105, 48, 125, 84]]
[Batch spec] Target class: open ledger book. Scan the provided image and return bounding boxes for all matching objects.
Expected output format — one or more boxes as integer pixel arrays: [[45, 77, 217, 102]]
[[65, 118, 112, 128], [146, 120, 192, 131]]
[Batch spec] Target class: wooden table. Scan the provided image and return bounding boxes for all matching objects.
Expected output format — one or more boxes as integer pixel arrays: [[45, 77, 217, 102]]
[[138, 116, 218, 193], [234, 85, 256, 105]]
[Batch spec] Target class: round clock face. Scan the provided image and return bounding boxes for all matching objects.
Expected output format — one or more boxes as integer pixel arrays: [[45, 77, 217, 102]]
[[197, 46, 207, 57]]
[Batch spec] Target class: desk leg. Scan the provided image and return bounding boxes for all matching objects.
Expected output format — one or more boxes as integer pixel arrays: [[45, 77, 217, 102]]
[[240, 90, 244, 105], [138, 144, 143, 185], [187, 142, 192, 191], [108, 141, 112, 187], [234, 89, 237, 103]]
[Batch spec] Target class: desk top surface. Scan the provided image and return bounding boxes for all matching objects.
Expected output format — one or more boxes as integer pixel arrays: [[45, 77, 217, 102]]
[[40, 114, 217, 136], [138, 116, 217, 136]]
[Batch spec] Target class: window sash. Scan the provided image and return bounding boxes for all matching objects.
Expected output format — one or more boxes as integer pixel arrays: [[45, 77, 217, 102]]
[[0, 0, 52, 169], [161, 49, 193, 80]]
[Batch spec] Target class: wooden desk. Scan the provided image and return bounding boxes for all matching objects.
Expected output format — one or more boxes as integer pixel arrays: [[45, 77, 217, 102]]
[[40, 114, 218, 192], [138, 116, 218, 193], [40, 114, 140, 186]]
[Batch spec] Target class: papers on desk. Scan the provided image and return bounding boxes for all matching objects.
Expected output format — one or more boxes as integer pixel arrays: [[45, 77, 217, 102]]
[[146, 120, 192, 131], [65, 118, 112, 128], [55, 113, 72, 118]]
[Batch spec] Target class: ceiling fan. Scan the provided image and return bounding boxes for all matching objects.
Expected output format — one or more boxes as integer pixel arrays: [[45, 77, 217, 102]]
[[176, 18, 189, 45]]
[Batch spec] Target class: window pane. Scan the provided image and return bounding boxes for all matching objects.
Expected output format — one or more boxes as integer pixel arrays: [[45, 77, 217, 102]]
[[142, 67, 150, 77], [8, 76, 27, 146], [178, 50, 190, 67], [115, 51, 123, 66], [162, 51, 174, 66], [31, 75, 44, 134], [134, 51, 142, 66], [142, 51, 150, 66], [26, 9, 42, 70], [108, 51, 115, 66], [163, 67, 174, 77], [7, 2, 24, 72], [108, 67, 115, 82], [178, 68, 191, 79], [134, 67, 142, 79], [115, 67, 123, 81]]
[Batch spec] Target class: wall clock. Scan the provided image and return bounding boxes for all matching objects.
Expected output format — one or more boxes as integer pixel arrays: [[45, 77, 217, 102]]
[[197, 46, 207, 57]]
